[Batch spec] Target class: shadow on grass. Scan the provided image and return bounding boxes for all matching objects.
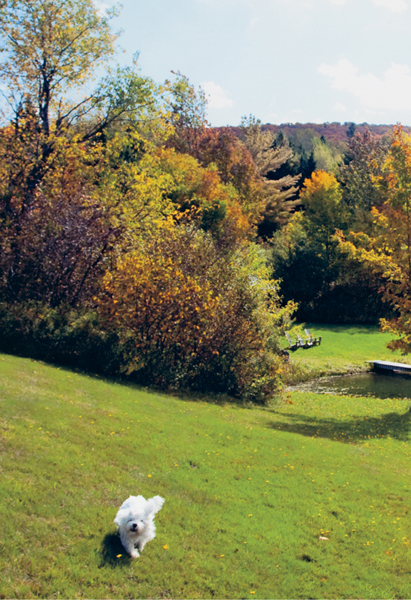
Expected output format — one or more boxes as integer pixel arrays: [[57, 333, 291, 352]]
[[268, 407, 411, 443], [15, 353, 248, 408], [99, 533, 131, 567]]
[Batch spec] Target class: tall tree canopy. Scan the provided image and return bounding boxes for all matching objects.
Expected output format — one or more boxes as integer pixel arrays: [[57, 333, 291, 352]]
[[338, 126, 411, 351], [0, 0, 158, 199], [0, 0, 118, 132], [338, 129, 389, 229]]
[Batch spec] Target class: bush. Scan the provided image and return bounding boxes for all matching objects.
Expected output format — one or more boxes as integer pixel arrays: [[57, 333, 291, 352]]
[[96, 224, 292, 403], [0, 302, 121, 375]]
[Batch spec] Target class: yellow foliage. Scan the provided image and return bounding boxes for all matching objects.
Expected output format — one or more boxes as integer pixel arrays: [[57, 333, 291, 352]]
[[301, 170, 341, 198], [96, 221, 293, 398], [337, 125, 411, 353]]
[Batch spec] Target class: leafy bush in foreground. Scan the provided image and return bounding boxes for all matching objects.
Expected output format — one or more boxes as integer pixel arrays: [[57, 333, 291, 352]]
[[97, 224, 294, 402]]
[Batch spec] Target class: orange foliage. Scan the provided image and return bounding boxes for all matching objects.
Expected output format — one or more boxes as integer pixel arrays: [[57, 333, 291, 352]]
[[156, 147, 254, 244], [168, 126, 265, 221], [97, 223, 289, 399]]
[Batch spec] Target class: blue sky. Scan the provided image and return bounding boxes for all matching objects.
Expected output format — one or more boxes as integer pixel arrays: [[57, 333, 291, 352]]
[[98, 0, 411, 127]]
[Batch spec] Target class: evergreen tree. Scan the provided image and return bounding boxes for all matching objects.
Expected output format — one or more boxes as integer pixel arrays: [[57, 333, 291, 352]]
[[346, 122, 356, 139], [299, 150, 317, 188], [240, 116, 300, 237]]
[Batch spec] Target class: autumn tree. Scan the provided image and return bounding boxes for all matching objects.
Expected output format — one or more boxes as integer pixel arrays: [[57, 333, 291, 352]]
[[0, 0, 117, 202], [270, 173, 346, 319], [0, 0, 158, 139], [0, 0, 165, 305], [0, 140, 119, 305], [338, 125, 411, 351], [300, 171, 347, 259], [338, 129, 389, 230], [0, 0, 158, 206], [184, 127, 265, 223], [153, 147, 254, 246], [270, 170, 384, 323], [163, 80, 264, 227], [164, 71, 208, 155]]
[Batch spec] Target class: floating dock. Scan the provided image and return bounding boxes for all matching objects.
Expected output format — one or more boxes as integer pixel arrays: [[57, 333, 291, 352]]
[[368, 360, 411, 375]]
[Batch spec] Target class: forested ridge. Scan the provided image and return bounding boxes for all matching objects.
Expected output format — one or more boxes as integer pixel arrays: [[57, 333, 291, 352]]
[[1, 0, 411, 402], [231, 122, 411, 146]]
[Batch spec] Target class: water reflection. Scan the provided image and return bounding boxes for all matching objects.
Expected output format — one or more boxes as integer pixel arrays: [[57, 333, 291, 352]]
[[293, 372, 411, 399]]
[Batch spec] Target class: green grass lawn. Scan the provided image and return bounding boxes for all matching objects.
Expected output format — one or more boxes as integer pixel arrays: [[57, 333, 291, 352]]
[[2, 352, 411, 599], [285, 324, 408, 383]]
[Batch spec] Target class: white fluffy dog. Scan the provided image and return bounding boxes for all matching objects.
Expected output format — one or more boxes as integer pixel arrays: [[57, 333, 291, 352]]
[[114, 495, 165, 558]]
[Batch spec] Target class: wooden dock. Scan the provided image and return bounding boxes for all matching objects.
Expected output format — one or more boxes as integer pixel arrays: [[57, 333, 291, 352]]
[[368, 360, 411, 375]]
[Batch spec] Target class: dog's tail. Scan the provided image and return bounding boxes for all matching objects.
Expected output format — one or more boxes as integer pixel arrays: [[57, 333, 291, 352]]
[[146, 496, 165, 515]]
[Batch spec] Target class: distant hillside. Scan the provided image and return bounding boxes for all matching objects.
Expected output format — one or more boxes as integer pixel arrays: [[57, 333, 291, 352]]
[[262, 122, 411, 145], [229, 122, 411, 147]]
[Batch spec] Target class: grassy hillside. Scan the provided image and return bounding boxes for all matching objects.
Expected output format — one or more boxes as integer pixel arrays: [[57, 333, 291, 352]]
[[1, 352, 411, 598], [285, 324, 407, 383]]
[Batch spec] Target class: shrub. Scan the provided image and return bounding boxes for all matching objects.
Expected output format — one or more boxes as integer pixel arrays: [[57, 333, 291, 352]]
[[0, 302, 121, 374], [97, 223, 294, 402]]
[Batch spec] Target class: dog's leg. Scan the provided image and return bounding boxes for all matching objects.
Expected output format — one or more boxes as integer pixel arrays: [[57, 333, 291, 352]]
[[119, 531, 140, 558], [126, 541, 140, 559]]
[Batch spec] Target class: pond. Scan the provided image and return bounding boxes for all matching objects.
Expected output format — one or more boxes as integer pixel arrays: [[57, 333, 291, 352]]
[[292, 371, 411, 399]]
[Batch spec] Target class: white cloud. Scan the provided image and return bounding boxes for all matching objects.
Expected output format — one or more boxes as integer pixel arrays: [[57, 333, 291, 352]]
[[334, 101, 347, 112], [318, 59, 411, 111], [200, 81, 234, 109], [372, 0, 407, 11], [329, 0, 347, 5]]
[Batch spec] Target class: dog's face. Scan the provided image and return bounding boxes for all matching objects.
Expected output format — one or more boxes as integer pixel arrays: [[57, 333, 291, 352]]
[[126, 515, 147, 537]]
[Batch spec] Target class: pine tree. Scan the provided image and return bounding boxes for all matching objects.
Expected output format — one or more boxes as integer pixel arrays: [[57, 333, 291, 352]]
[[240, 116, 300, 235]]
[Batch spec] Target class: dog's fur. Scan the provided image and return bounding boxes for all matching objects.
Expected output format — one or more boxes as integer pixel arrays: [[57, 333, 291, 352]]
[[114, 495, 165, 558]]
